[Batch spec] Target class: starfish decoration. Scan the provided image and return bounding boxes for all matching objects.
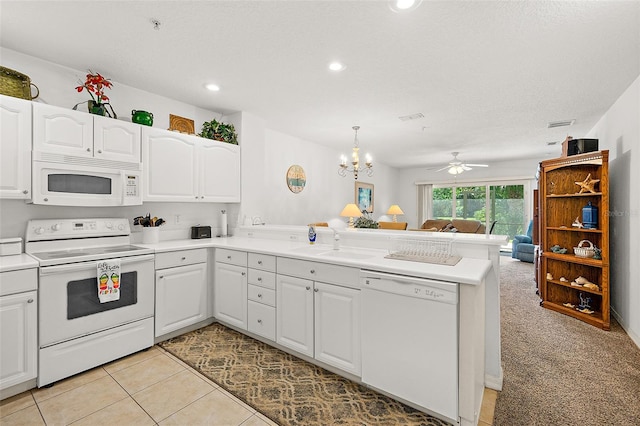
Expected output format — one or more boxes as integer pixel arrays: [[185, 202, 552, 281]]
[[575, 173, 600, 194]]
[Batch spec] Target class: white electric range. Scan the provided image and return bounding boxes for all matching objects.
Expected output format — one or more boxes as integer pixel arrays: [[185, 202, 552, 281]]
[[25, 218, 155, 387]]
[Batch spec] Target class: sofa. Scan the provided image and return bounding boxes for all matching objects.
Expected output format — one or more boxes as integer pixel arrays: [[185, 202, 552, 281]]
[[512, 220, 534, 263], [410, 219, 486, 234]]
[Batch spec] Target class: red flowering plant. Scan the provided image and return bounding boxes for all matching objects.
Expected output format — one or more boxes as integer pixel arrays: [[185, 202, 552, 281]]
[[73, 71, 117, 118]]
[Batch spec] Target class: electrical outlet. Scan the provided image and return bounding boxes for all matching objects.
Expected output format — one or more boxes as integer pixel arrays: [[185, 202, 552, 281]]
[[175, 214, 180, 224], [289, 235, 298, 241]]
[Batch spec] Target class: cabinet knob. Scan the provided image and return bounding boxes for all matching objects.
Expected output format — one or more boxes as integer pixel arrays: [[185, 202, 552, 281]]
[[258, 260, 263, 265], [314, 288, 319, 292], [159, 275, 164, 279], [257, 277, 262, 282], [227, 256, 231, 259], [97, 149, 102, 153], [22, 190, 28, 194], [306, 286, 311, 290], [310, 269, 315, 274], [258, 293, 262, 298], [257, 319, 262, 324], [181, 257, 186, 260], [43, 198, 48, 202], [242, 272, 246, 276], [195, 196, 199, 199], [27, 299, 34, 303]]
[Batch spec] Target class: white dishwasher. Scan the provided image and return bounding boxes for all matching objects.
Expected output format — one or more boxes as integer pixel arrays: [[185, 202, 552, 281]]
[[360, 270, 458, 423]]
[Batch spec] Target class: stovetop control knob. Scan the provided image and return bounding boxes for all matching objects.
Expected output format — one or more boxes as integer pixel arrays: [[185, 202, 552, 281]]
[[117, 224, 125, 231], [105, 222, 113, 229], [35, 227, 45, 235], [52, 223, 61, 231]]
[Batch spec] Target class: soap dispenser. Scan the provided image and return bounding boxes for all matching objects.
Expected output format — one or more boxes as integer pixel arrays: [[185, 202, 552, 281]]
[[308, 225, 316, 244]]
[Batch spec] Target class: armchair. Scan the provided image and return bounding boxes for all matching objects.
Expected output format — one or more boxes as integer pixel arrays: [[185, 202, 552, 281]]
[[512, 220, 534, 263]]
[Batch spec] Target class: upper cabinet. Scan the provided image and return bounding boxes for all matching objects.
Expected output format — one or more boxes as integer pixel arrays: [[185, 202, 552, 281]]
[[0, 95, 32, 199], [142, 127, 240, 203], [33, 103, 140, 163]]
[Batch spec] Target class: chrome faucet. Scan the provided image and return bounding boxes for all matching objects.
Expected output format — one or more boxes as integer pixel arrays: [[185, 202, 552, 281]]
[[332, 229, 340, 250], [252, 216, 265, 225]]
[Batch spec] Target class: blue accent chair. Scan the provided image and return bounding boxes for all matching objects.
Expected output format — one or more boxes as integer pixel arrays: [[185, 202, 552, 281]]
[[512, 220, 535, 263]]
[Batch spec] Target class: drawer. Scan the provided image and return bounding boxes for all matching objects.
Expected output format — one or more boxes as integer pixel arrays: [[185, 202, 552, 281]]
[[248, 253, 276, 272], [248, 284, 276, 307], [247, 300, 275, 341], [0, 268, 37, 296], [155, 248, 207, 270], [215, 248, 247, 267], [248, 269, 276, 290], [277, 257, 360, 288]]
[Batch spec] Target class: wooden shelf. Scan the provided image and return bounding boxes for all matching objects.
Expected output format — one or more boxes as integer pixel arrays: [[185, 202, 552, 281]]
[[546, 279, 602, 295], [546, 192, 602, 198], [546, 227, 602, 233], [542, 251, 605, 267], [539, 150, 609, 329]]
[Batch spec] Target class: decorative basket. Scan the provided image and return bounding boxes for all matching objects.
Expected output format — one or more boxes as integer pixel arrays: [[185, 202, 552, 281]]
[[0, 66, 39, 100], [574, 240, 595, 258]]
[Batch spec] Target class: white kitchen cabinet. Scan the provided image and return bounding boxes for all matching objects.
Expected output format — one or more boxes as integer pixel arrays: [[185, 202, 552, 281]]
[[276, 275, 314, 357], [276, 258, 361, 374], [0, 268, 37, 395], [0, 95, 32, 199], [214, 249, 248, 329], [33, 103, 141, 163], [247, 253, 276, 340], [142, 127, 240, 203], [314, 282, 361, 376], [155, 249, 208, 337]]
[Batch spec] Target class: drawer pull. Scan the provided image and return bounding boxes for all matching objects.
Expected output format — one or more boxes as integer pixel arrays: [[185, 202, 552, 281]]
[[227, 255, 232, 259], [314, 288, 319, 292], [258, 293, 262, 298], [181, 257, 186, 260], [306, 286, 311, 290], [159, 275, 164, 279], [310, 269, 315, 274], [257, 277, 262, 282], [258, 260, 263, 265], [27, 299, 34, 303], [257, 319, 262, 324], [242, 272, 246, 276]]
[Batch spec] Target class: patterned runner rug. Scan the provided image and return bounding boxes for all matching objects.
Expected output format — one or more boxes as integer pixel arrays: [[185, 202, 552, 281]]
[[159, 323, 450, 426]]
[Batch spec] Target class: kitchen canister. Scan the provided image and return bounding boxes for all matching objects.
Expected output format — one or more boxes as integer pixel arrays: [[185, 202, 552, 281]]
[[142, 227, 160, 244]]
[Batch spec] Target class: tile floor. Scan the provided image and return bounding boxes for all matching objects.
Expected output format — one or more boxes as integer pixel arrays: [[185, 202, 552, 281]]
[[0, 345, 497, 425]]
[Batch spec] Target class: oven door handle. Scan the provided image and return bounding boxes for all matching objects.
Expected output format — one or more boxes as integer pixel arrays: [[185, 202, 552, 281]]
[[39, 254, 155, 275]]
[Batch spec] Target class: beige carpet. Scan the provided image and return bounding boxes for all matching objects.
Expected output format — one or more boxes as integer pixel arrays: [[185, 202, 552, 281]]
[[160, 324, 449, 426], [494, 257, 640, 425]]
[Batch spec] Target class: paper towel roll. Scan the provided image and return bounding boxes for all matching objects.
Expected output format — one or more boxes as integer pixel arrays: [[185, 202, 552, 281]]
[[221, 210, 228, 236]]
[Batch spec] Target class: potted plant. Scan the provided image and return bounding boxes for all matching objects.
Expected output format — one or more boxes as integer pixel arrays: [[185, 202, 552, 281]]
[[199, 118, 238, 144], [73, 71, 117, 118], [354, 211, 379, 229]]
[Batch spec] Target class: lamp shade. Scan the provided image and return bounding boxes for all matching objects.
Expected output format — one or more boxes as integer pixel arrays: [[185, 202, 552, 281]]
[[386, 205, 404, 215], [340, 203, 363, 218]]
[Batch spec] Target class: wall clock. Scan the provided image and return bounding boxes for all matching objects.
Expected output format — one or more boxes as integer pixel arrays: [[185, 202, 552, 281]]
[[286, 165, 306, 193]]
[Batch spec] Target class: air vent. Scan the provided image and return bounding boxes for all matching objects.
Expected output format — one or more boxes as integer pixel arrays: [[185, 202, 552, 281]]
[[546, 141, 560, 146], [547, 119, 575, 128], [399, 113, 424, 121]]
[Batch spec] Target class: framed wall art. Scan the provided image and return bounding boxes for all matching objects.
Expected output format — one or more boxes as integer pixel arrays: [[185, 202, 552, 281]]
[[355, 181, 374, 213]]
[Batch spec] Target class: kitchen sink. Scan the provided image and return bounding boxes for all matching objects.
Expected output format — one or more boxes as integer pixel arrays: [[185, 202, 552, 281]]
[[317, 249, 376, 260]]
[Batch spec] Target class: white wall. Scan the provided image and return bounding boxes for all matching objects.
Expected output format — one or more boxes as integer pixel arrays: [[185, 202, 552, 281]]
[[587, 75, 640, 346]]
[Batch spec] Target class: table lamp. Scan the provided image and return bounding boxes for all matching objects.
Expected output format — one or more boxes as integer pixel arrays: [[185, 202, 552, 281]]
[[340, 203, 363, 228], [386, 205, 404, 222]]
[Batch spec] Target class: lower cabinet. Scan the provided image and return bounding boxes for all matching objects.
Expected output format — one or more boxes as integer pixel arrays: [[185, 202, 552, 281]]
[[276, 273, 361, 376], [155, 249, 208, 337], [0, 268, 38, 394], [214, 249, 248, 330]]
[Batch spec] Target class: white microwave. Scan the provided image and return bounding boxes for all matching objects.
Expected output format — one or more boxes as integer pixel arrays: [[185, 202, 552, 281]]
[[31, 152, 142, 206]]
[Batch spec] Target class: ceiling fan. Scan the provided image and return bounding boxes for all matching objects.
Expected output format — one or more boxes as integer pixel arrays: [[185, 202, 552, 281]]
[[436, 152, 489, 175]]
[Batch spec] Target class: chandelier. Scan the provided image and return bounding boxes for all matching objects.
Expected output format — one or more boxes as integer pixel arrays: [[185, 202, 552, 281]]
[[338, 126, 373, 180]]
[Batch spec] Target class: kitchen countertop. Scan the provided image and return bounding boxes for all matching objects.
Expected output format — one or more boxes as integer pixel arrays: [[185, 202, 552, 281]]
[[0, 253, 39, 273], [139, 236, 492, 286]]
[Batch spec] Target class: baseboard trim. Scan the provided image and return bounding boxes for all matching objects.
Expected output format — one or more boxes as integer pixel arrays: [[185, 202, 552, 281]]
[[485, 368, 503, 391], [611, 308, 640, 349]]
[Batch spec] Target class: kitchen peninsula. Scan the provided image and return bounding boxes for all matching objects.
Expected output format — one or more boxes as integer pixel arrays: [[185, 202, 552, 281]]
[[138, 225, 504, 426]]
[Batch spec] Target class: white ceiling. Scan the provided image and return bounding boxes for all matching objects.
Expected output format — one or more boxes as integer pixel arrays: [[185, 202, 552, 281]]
[[1, 1, 639, 169]]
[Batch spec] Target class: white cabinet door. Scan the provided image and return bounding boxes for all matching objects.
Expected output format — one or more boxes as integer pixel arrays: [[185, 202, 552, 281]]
[[0, 291, 37, 391], [314, 282, 361, 375], [0, 95, 31, 199], [142, 127, 199, 202], [155, 263, 207, 337], [93, 115, 141, 163], [33, 103, 93, 156], [214, 262, 247, 330], [200, 141, 240, 202], [276, 275, 314, 357]]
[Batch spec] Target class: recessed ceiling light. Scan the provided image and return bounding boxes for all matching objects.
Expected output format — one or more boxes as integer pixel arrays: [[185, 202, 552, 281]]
[[205, 83, 220, 92], [388, 0, 422, 12], [328, 62, 346, 72]]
